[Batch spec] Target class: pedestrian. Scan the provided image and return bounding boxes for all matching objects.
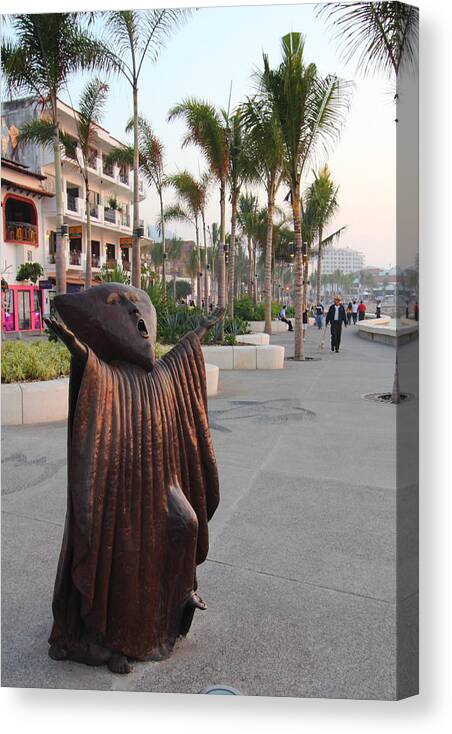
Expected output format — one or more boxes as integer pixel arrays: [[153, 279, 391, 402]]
[[358, 299, 366, 321], [414, 301, 419, 321], [279, 305, 293, 332], [352, 299, 359, 325], [405, 301, 409, 319], [376, 300, 381, 319], [326, 296, 347, 353], [315, 301, 324, 329], [302, 304, 309, 339], [346, 301, 353, 325]]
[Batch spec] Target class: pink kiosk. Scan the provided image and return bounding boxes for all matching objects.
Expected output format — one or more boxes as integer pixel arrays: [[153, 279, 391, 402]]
[[1, 283, 45, 335]]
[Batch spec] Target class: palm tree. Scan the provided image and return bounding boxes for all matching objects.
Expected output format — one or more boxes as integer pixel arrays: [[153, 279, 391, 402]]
[[107, 116, 168, 288], [258, 32, 351, 359], [225, 110, 254, 316], [69, 78, 109, 289], [208, 222, 220, 305], [102, 9, 190, 287], [305, 166, 340, 305], [2, 13, 113, 294], [317, 2, 419, 78], [164, 171, 208, 308], [168, 99, 229, 335], [238, 192, 260, 301], [240, 98, 285, 333], [167, 236, 183, 301]]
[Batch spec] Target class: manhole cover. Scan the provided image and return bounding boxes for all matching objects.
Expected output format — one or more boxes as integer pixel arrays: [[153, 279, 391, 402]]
[[199, 685, 242, 695], [362, 392, 414, 404], [209, 399, 315, 432]]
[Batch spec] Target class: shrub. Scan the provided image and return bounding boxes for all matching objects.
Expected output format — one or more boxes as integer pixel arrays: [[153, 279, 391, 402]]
[[16, 262, 44, 284], [1, 341, 71, 384], [234, 296, 281, 321]]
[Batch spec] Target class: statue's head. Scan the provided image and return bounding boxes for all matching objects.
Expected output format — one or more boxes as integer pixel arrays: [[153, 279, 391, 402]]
[[54, 283, 157, 371]]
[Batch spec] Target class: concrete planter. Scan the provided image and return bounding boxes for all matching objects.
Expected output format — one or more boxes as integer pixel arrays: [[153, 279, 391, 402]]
[[202, 344, 284, 370], [236, 333, 270, 346], [248, 320, 292, 334], [2, 364, 220, 426]]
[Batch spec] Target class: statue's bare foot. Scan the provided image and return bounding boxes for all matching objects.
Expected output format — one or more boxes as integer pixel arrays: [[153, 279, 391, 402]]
[[107, 653, 132, 675], [190, 591, 207, 610], [49, 642, 68, 661]]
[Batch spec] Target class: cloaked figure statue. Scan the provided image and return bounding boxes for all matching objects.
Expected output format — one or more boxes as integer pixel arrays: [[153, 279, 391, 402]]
[[44, 284, 222, 674]]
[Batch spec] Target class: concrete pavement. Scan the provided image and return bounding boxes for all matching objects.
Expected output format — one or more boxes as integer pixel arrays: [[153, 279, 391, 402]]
[[1, 322, 418, 698]]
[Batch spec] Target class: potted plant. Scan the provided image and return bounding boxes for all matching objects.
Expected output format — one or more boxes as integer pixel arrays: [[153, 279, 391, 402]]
[[16, 263, 44, 284]]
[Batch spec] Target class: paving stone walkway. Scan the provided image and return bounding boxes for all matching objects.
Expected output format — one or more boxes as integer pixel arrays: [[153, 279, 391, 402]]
[[1, 324, 418, 698]]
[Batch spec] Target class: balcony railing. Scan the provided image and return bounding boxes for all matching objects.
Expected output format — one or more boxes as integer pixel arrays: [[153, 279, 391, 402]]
[[102, 159, 114, 178], [67, 194, 79, 213], [69, 250, 81, 266], [90, 204, 100, 219], [5, 220, 38, 243], [119, 170, 129, 185], [121, 214, 131, 227], [104, 208, 117, 224]]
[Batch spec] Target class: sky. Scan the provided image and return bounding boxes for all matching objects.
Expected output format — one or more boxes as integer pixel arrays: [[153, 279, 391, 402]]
[[43, 3, 396, 268]]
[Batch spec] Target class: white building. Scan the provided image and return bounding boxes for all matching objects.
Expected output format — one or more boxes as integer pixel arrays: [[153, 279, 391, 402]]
[[314, 246, 365, 275], [2, 97, 151, 297]]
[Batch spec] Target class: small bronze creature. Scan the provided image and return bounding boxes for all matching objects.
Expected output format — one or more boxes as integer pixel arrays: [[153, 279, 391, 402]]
[[44, 284, 222, 674]]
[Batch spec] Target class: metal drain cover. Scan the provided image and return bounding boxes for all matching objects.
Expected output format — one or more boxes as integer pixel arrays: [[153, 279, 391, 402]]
[[362, 392, 414, 404], [199, 685, 242, 695]]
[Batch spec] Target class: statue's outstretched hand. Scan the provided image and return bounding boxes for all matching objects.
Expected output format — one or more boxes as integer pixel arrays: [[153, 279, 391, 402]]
[[194, 307, 226, 341], [44, 317, 87, 362]]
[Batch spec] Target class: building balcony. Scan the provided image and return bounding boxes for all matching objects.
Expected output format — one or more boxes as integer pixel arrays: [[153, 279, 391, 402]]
[[103, 207, 118, 225], [4, 220, 38, 244], [106, 258, 117, 269], [66, 194, 82, 215], [120, 213, 131, 229], [69, 250, 82, 267]]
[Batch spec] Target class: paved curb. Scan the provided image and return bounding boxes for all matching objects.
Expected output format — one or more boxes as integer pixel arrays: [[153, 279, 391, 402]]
[[1, 364, 220, 426], [201, 344, 285, 370]]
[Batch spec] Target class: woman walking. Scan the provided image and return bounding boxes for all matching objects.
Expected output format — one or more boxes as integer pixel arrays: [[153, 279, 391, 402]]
[[346, 301, 353, 326]]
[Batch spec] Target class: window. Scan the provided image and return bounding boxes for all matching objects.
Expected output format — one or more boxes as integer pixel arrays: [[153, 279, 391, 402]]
[[4, 194, 38, 245], [106, 244, 116, 266], [91, 240, 100, 268]]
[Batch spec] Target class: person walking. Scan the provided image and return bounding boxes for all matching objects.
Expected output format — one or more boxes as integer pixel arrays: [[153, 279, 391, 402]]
[[346, 301, 353, 325], [358, 299, 367, 321], [414, 301, 419, 321], [352, 299, 359, 325], [279, 305, 293, 332], [315, 301, 324, 330], [376, 300, 381, 319], [405, 300, 410, 319], [326, 296, 347, 353], [302, 304, 309, 339]]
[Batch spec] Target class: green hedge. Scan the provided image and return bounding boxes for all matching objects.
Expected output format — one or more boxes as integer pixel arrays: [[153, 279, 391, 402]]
[[1, 340, 173, 384], [1, 341, 71, 384], [233, 296, 282, 322]]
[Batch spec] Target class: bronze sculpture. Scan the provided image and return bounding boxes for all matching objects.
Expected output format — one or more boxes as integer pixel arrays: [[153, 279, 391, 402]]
[[44, 283, 222, 674]]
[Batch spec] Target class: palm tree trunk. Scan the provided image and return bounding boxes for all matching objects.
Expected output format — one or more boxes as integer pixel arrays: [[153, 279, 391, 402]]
[[202, 213, 209, 314], [316, 227, 323, 305], [173, 266, 176, 301], [253, 239, 258, 305], [131, 83, 140, 288], [218, 180, 226, 339], [292, 191, 304, 361], [195, 218, 201, 309], [247, 235, 253, 297], [227, 190, 238, 317], [264, 193, 274, 335], [84, 179, 92, 289], [53, 120, 66, 295], [160, 190, 166, 290]]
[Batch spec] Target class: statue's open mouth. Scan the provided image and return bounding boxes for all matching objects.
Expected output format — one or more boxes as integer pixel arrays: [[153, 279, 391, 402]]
[[137, 318, 149, 338]]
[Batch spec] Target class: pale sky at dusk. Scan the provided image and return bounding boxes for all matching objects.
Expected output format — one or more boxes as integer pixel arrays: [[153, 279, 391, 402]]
[[8, 1, 397, 269]]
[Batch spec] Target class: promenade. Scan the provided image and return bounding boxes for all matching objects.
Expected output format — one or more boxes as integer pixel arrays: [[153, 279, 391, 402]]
[[1, 324, 418, 698]]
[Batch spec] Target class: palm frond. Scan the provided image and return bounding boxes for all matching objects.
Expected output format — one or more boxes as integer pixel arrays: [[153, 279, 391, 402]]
[[17, 119, 55, 149], [316, 2, 419, 77], [104, 143, 134, 167], [76, 78, 109, 154]]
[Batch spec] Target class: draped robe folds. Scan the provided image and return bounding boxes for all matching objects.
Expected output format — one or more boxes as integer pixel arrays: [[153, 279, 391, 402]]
[[49, 331, 219, 661]]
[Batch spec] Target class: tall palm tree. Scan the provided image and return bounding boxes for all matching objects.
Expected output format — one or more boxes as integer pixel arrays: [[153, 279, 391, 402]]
[[2, 13, 112, 294], [167, 236, 183, 301], [168, 100, 229, 335], [164, 171, 207, 308], [238, 192, 260, 301], [107, 116, 168, 288], [241, 97, 285, 333], [305, 166, 340, 305], [258, 32, 351, 359], [71, 78, 109, 289], [316, 2, 419, 78], [225, 110, 254, 316], [102, 9, 190, 287]]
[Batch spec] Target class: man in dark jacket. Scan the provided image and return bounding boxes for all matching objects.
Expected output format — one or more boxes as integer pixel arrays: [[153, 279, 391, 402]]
[[326, 296, 347, 353]]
